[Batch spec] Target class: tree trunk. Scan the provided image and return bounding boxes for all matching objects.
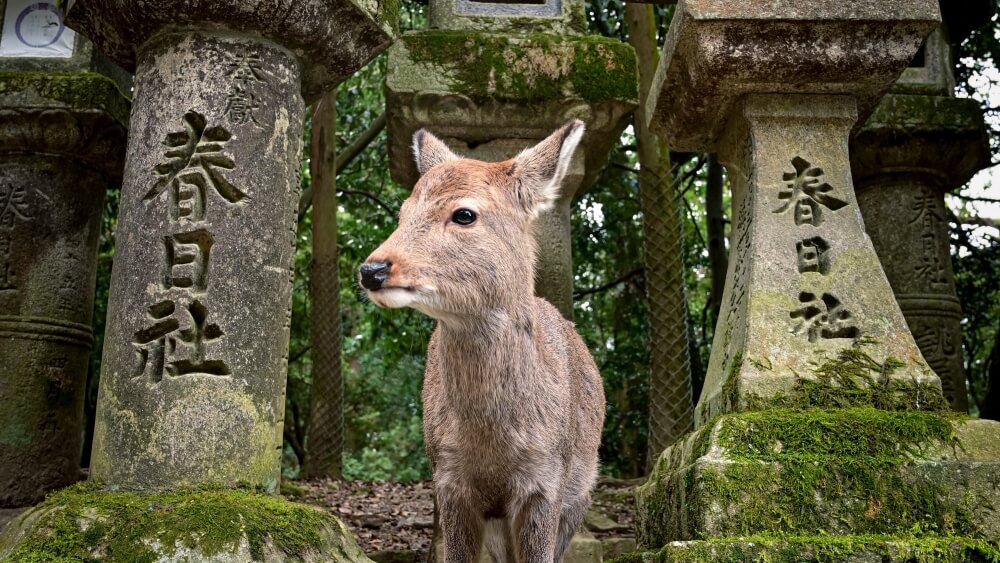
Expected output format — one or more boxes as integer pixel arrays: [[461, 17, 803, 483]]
[[626, 5, 695, 470], [706, 153, 727, 327], [301, 90, 344, 479]]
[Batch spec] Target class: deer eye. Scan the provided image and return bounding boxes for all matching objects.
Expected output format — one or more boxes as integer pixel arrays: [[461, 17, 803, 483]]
[[451, 208, 477, 226]]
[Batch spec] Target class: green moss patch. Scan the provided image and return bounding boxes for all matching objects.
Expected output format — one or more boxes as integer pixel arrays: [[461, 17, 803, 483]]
[[2, 482, 354, 562], [615, 534, 1000, 563], [637, 409, 993, 546], [743, 339, 948, 412], [0, 71, 130, 125], [400, 31, 638, 103]]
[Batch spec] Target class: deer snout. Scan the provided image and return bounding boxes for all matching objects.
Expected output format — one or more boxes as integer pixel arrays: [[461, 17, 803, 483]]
[[359, 260, 391, 290]]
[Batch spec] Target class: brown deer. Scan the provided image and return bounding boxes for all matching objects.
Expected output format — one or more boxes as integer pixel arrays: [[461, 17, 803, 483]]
[[359, 120, 605, 563]]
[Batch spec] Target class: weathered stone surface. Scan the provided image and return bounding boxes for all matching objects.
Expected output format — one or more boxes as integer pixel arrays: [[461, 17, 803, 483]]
[[429, 0, 586, 36], [386, 31, 636, 316], [601, 536, 637, 560], [619, 536, 1000, 563], [647, 0, 940, 150], [635, 409, 1000, 547], [89, 32, 304, 492], [66, 0, 394, 101], [0, 485, 375, 562], [891, 27, 953, 97], [584, 510, 629, 533], [695, 95, 938, 424], [0, 4, 128, 507], [852, 94, 991, 411], [433, 531, 601, 563]]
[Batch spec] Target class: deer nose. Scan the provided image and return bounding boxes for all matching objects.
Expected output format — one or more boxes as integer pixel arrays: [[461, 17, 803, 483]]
[[360, 260, 391, 290]]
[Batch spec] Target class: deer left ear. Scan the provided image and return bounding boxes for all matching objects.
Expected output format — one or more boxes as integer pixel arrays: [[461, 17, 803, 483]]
[[510, 119, 585, 217], [413, 128, 460, 176]]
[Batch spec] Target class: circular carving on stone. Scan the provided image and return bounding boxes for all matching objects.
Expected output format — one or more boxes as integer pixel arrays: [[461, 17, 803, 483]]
[[14, 3, 66, 48]]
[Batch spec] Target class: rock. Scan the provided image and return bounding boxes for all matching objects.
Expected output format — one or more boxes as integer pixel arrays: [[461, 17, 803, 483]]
[[600, 537, 636, 560], [563, 531, 602, 563], [0, 485, 375, 562], [397, 515, 434, 529], [583, 510, 629, 533]]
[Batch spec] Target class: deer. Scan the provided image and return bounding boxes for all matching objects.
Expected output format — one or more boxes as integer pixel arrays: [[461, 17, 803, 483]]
[[358, 120, 605, 563]]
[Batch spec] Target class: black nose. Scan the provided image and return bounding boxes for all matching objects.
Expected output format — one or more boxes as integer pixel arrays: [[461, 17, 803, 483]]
[[360, 261, 391, 290]]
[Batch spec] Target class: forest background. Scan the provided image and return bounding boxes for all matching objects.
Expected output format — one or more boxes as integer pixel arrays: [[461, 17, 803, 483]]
[[82, 0, 1000, 481]]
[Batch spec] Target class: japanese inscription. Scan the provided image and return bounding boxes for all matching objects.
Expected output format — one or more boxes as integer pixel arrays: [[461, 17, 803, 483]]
[[134, 111, 239, 383], [774, 157, 847, 226], [796, 236, 830, 275], [146, 110, 247, 221], [224, 48, 266, 127], [909, 186, 948, 290], [790, 291, 859, 343]]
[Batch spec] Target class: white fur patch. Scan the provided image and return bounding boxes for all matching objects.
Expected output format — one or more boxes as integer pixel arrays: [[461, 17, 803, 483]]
[[368, 288, 417, 309]]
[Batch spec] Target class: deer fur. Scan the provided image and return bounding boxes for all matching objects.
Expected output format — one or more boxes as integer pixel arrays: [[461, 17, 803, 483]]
[[360, 120, 605, 563]]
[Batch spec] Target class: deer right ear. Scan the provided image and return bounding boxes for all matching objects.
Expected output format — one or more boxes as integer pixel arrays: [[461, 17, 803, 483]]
[[413, 129, 459, 176]]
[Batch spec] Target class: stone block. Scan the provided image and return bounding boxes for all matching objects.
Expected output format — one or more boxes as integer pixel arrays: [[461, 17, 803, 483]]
[[66, 0, 395, 101], [852, 94, 991, 189], [428, 0, 586, 36], [635, 409, 1000, 548], [386, 30, 637, 191], [618, 536, 1000, 562], [0, 484, 375, 562], [647, 0, 940, 151], [601, 536, 637, 560], [432, 530, 601, 563]]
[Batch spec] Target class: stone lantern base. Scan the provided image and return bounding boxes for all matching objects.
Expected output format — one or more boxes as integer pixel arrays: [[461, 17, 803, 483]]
[[0, 485, 373, 562]]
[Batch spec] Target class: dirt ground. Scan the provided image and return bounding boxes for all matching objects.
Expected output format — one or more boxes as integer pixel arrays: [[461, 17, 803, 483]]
[[288, 477, 640, 561]]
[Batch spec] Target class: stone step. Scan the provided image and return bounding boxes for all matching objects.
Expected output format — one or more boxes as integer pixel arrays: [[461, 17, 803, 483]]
[[614, 535, 1000, 562], [636, 409, 1000, 546]]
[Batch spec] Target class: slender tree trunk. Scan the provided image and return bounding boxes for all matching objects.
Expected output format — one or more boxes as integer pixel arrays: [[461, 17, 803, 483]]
[[626, 5, 695, 471], [706, 153, 727, 326], [301, 90, 344, 479]]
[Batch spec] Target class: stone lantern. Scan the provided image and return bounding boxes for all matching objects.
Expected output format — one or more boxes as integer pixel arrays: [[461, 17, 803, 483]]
[[385, 0, 638, 319], [851, 0, 995, 412], [632, 1, 1000, 557], [0, 0, 128, 508]]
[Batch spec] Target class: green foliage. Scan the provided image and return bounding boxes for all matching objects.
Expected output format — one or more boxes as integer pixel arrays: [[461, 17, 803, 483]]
[[2, 482, 348, 562]]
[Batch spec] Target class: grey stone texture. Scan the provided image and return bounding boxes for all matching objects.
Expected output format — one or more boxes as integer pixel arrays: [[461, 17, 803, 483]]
[[429, 0, 587, 36], [66, 0, 395, 102], [66, 0, 391, 498], [434, 531, 601, 563], [647, 0, 941, 151], [0, 4, 128, 507], [695, 94, 938, 424], [635, 411, 1000, 547], [385, 31, 637, 317], [853, 94, 991, 412]]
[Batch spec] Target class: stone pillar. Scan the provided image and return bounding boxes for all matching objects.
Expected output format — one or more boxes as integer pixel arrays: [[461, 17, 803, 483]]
[[385, 15, 636, 319], [632, 1, 1000, 557], [0, 0, 128, 507], [64, 0, 393, 492], [851, 6, 993, 412], [644, 1, 943, 425]]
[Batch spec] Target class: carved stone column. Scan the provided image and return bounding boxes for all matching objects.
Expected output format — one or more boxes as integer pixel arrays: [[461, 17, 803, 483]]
[[386, 19, 636, 319], [0, 0, 128, 507], [62, 0, 392, 493], [633, 1, 1000, 556], [852, 6, 994, 411]]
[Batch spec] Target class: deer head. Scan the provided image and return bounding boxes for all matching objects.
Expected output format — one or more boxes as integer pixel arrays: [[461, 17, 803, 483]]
[[359, 120, 585, 322]]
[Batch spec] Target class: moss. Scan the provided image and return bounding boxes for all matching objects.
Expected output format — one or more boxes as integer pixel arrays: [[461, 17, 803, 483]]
[[401, 31, 638, 103], [746, 338, 948, 412], [376, 0, 400, 34], [0, 71, 129, 125], [3, 482, 349, 562], [636, 408, 989, 545], [617, 534, 1000, 563]]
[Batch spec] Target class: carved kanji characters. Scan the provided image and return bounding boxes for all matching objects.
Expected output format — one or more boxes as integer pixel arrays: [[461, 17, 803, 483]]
[[133, 298, 230, 383], [163, 230, 214, 291], [790, 291, 859, 343], [774, 157, 847, 226], [146, 111, 247, 221]]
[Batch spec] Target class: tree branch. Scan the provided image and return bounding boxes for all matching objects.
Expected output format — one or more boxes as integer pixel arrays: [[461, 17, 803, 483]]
[[298, 111, 388, 221], [574, 268, 644, 299], [338, 189, 397, 216]]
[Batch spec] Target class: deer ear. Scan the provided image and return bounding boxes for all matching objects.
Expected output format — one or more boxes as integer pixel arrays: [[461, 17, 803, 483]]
[[413, 129, 459, 176], [509, 119, 585, 217]]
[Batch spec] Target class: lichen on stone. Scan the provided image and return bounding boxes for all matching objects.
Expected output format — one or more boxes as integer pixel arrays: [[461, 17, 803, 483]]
[[0, 71, 130, 125], [0, 482, 364, 562], [398, 31, 638, 103]]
